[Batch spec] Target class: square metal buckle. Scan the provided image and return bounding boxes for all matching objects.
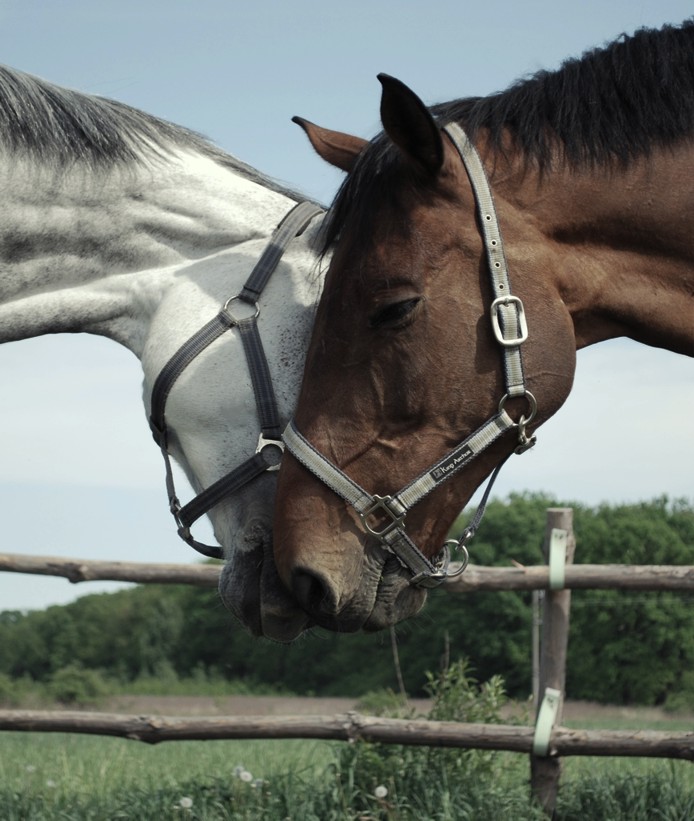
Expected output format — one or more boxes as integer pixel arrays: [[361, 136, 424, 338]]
[[490, 295, 528, 347], [359, 495, 405, 540]]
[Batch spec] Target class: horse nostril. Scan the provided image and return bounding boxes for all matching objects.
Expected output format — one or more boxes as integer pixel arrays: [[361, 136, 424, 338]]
[[292, 568, 337, 615]]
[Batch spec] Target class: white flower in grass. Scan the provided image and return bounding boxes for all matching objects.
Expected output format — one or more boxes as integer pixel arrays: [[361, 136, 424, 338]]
[[25, 765, 36, 773], [45, 779, 56, 789], [374, 785, 388, 799], [239, 769, 253, 782], [178, 797, 193, 809]]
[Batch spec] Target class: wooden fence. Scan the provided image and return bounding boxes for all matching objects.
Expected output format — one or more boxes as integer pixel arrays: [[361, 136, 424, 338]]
[[2, 507, 694, 817]]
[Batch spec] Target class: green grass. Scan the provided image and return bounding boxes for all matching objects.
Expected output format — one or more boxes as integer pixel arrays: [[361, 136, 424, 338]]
[[2, 731, 694, 820], [0, 733, 335, 820], [560, 707, 694, 788], [0, 732, 541, 820]]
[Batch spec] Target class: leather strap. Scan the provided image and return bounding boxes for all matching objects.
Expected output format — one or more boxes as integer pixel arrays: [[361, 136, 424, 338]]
[[150, 201, 323, 559]]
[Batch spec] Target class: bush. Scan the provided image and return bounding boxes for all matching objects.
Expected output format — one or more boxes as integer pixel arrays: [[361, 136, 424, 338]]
[[330, 660, 540, 819], [0, 672, 20, 707], [48, 664, 108, 706], [355, 688, 409, 716]]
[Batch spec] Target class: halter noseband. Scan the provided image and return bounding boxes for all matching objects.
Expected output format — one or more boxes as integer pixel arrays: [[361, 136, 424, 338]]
[[282, 123, 537, 588], [149, 201, 323, 560]]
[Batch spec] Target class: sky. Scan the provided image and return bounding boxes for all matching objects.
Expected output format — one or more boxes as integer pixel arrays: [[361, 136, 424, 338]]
[[0, 0, 692, 612]]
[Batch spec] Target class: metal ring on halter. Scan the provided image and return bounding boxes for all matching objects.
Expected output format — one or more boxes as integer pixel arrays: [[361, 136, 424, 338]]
[[256, 433, 284, 472], [498, 390, 537, 426], [409, 541, 452, 586], [222, 294, 260, 324], [442, 539, 470, 578], [499, 391, 538, 454]]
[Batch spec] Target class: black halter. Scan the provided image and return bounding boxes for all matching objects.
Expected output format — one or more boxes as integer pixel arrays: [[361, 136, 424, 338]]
[[149, 201, 323, 559]]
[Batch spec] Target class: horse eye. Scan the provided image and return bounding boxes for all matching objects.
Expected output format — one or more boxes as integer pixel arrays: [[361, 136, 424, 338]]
[[369, 297, 422, 329]]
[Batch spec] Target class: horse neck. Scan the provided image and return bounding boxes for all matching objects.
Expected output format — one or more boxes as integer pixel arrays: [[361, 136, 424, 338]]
[[0, 150, 295, 354], [495, 143, 694, 357]]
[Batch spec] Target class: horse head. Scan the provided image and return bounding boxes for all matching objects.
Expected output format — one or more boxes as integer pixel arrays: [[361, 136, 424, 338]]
[[273, 75, 577, 632]]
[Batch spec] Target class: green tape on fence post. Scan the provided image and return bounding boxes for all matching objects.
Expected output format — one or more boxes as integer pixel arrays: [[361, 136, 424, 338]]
[[548, 528, 568, 590], [533, 687, 561, 756]]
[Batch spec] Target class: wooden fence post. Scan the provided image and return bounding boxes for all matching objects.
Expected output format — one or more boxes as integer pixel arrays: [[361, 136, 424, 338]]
[[530, 508, 576, 817]]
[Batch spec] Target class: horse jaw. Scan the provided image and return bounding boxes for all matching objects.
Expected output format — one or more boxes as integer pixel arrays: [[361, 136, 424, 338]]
[[215, 478, 313, 642]]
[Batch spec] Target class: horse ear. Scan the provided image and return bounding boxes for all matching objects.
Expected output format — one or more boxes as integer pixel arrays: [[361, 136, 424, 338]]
[[377, 74, 443, 175], [292, 116, 367, 173]]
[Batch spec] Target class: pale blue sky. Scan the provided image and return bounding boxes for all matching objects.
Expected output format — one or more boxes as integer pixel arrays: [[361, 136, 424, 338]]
[[0, 0, 692, 612]]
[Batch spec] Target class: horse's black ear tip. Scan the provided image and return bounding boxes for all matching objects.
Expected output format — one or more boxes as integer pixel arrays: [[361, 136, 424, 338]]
[[378, 73, 400, 90], [292, 116, 313, 136]]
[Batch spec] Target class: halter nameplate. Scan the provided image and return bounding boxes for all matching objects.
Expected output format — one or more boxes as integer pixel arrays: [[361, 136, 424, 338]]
[[282, 123, 537, 587]]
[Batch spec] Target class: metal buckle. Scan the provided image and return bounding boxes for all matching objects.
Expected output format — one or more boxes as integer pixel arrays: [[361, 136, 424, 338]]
[[256, 434, 284, 472], [409, 541, 460, 588], [498, 391, 538, 454], [222, 294, 260, 324], [490, 295, 528, 347], [359, 495, 405, 540]]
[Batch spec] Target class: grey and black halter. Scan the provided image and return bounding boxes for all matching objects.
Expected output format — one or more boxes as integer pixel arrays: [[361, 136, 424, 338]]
[[282, 123, 537, 588]]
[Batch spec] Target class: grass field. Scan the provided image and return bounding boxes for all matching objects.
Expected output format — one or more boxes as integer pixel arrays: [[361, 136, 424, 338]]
[[2, 697, 694, 819]]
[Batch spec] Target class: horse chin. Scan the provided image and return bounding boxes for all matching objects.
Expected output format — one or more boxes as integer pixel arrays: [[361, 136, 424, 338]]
[[364, 573, 429, 631], [295, 552, 429, 634], [218, 521, 313, 643]]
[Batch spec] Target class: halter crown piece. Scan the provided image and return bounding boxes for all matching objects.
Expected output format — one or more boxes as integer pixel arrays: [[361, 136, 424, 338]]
[[150, 201, 323, 560], [282, 123, 537, 588]]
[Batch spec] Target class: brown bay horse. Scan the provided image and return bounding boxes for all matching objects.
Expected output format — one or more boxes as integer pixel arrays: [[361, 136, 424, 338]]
[[274, 22, 694, 633]]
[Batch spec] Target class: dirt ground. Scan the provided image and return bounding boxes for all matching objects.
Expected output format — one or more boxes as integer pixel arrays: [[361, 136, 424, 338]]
[[101, 695, 693, 726], [105, 694, 423, 717]]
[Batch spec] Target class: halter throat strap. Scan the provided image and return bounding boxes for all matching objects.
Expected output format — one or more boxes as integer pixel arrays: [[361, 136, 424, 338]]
[[282, 123, 536, 587], [150, 201, 323, 560]]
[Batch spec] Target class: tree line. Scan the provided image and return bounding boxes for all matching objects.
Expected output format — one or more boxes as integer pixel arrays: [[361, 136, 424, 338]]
[[1, 494, 693, 706]]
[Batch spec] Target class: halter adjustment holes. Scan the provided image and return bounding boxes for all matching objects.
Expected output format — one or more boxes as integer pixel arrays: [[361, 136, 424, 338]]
[[368, 297, 423, 330]]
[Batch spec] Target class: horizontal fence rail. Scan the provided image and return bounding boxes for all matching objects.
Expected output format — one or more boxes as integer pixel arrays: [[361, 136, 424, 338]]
[[2, 552, 694, 591], [0, 553, 220, 587], [2, 710, 694, 759]]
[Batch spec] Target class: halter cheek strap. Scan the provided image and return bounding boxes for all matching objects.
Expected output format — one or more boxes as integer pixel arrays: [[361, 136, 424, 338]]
[[282, 123, 537, 588]]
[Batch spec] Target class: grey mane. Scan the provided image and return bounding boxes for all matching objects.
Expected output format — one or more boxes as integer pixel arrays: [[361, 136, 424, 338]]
[[0, 65, 300, 200]]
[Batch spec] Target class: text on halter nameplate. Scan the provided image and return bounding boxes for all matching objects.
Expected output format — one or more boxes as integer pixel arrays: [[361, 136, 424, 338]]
[[430, 445, 473, 482]]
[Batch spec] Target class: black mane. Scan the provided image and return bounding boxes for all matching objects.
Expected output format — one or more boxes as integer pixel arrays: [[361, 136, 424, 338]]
[[433, 19, 694, 171], [324, 19, 694, 251], [0, 65, 299, 198]]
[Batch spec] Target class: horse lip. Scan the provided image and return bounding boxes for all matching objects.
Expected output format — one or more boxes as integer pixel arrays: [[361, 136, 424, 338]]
[[381, 554, 404, 575], [218, 545, 313, 642]]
